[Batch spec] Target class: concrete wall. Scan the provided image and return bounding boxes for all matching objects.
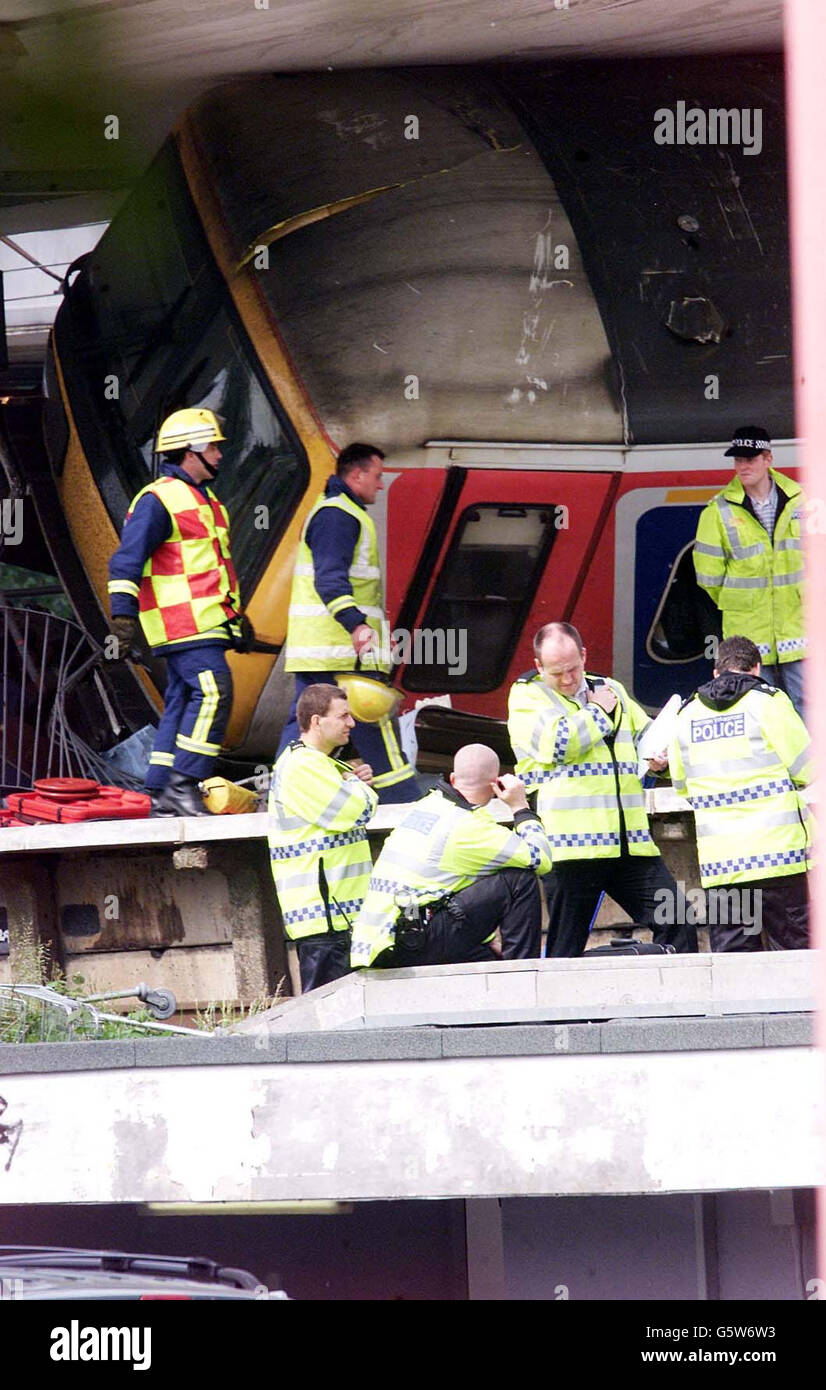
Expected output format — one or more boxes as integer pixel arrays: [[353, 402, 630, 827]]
[[1, 839, 286, 1014], [0, 1038, 821, 1203]]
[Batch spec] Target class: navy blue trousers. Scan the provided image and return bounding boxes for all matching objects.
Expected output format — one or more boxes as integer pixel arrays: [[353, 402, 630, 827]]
[[146, 644, 233, 791], [278, 671, 420, 803]]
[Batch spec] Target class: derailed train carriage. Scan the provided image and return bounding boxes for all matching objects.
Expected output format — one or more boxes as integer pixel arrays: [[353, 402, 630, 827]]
[[36, 55, 794, 760]]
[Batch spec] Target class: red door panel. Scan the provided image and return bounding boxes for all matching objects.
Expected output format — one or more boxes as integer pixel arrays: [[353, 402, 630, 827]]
[[388, 469, 615, 719]]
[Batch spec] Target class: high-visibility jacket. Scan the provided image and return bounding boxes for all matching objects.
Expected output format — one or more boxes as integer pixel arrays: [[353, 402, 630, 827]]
[[668, 681, 813, 888], [350, 784, 552, 967], [109, 476, 239, 650], [285, 489, 390, 673], [507, 672, 659, 861], [693, 470, 806, 665], [268, 741, 378, 940]]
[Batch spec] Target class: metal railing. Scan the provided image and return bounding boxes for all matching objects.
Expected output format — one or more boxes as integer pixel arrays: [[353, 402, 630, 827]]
[[0, 605, 141, 789], [0, 983, 202, 1042]]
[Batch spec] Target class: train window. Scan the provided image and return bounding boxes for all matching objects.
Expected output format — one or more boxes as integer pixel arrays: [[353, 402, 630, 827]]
[[78, 143, 307, 598], [131, 309, 304, 600], [402, 503, 557, 693], [646, 540, 721, 663]]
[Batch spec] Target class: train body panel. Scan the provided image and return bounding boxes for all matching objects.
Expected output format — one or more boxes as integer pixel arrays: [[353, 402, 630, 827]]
[[37, 58, 794, 755], [379, 441, 798, 720]]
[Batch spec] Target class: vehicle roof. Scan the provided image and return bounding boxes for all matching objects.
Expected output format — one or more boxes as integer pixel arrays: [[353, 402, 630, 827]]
[[0, 1245, 288, 1300]]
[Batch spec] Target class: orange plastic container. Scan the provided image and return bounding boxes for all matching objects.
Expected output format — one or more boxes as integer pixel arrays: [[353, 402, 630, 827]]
[[6, 785, 151, 822]]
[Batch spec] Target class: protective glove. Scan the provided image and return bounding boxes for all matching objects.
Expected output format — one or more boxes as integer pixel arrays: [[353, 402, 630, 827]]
[[228, 613, 256, 653], [109, 615, 138, 662]]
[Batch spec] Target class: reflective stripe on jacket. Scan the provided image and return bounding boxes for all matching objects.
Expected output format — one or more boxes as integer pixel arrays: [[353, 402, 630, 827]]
[[507, 672, 659, 861], [693, 469, 806, 664], [285, 490, 390, 673], [268, 742, 378, 940], [668, 686, 813, 888], [111, 476, 239, 650], [350, 786, 552, 967]]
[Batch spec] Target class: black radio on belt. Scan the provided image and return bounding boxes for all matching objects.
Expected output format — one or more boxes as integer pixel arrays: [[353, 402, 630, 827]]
[[394, 890, 440, 953]]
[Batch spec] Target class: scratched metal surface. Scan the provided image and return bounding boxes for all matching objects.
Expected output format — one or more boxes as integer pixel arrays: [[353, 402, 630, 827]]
[[189, 58, 789, 449]]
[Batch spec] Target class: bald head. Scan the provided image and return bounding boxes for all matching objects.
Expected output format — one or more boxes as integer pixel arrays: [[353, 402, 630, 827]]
[[535, 626, 587, 699], [450, 743, 500, 806]]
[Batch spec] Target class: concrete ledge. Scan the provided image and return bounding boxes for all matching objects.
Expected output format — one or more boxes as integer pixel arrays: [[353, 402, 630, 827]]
[[0, 1011, 813, 1075], [0, 790, 694, 856], [235, 950, 816, 1034]]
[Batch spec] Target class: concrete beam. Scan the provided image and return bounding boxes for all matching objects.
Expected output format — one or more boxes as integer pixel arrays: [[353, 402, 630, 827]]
[[234, 951, 817, 1034], [0, 1042, 820, 1203]]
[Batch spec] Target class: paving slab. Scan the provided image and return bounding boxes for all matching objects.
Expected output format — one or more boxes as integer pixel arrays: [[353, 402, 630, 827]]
[[600, 1015, 765, 1053], [286, 1027, 442, 1063], [441, 1022, 601, 1057], [709, 950, 815, 1015], [0, 1039, 137, 1074]]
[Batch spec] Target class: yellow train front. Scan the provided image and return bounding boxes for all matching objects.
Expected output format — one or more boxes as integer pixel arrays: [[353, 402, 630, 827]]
[[40, 61, 793, 759]]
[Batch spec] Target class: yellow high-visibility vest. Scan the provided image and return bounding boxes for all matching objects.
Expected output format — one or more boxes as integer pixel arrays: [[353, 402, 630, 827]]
[[693, 470, 806, 664], [268, 741, 377, 940], [285, 489, 390, 673], [109, 476, 238, 649], [669, 684, 813, 888], [507, 672, 659, 861], [351, 786, 552, 967]]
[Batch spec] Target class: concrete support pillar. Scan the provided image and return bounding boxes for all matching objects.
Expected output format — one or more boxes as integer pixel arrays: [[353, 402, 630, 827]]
[[210, 843, 289, 1001], [0, 858, 62, 983], [465, 1198, 505, 1300]]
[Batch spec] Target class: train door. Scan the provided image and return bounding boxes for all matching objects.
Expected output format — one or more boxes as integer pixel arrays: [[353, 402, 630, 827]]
[[386, 466, 618, 720], [611, 485, 722, 709]]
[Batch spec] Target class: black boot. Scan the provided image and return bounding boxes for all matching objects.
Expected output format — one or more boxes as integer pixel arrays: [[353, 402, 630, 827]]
[[152, 771, 213, 817]]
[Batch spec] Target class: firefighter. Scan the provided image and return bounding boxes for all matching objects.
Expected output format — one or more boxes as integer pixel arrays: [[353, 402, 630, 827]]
[[278, 442, 419, 803], [350, 743, 552, 969], [507, 621, 697, 956], [693, 426, 806, 718], [668, 635, 812, 951], [107, 408, 253, 816], [268, 683, 377, 992]]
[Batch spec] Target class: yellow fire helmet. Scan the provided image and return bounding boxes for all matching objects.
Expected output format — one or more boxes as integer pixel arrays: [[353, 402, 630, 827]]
[[335, 672, 401, 723], [155, 408, 226, 453]]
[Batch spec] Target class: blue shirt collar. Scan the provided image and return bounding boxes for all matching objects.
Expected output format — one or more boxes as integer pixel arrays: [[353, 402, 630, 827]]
[[159, 460, 214, 498], [324, 474, 366, 510]]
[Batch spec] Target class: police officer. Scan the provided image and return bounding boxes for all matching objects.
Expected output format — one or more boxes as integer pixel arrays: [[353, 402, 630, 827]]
[[507, 621, 697, 957], [693, 426, 806, 718], [668, 635, 812, 951], [278, 442, 419, 803], [350, 743, 552, 969], [269, 683, 377, 992], [107, 408, 252, 816]]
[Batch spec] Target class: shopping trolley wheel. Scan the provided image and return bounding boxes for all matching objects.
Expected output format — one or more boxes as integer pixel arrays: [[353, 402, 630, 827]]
[[143, 988, 177, 1020]]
